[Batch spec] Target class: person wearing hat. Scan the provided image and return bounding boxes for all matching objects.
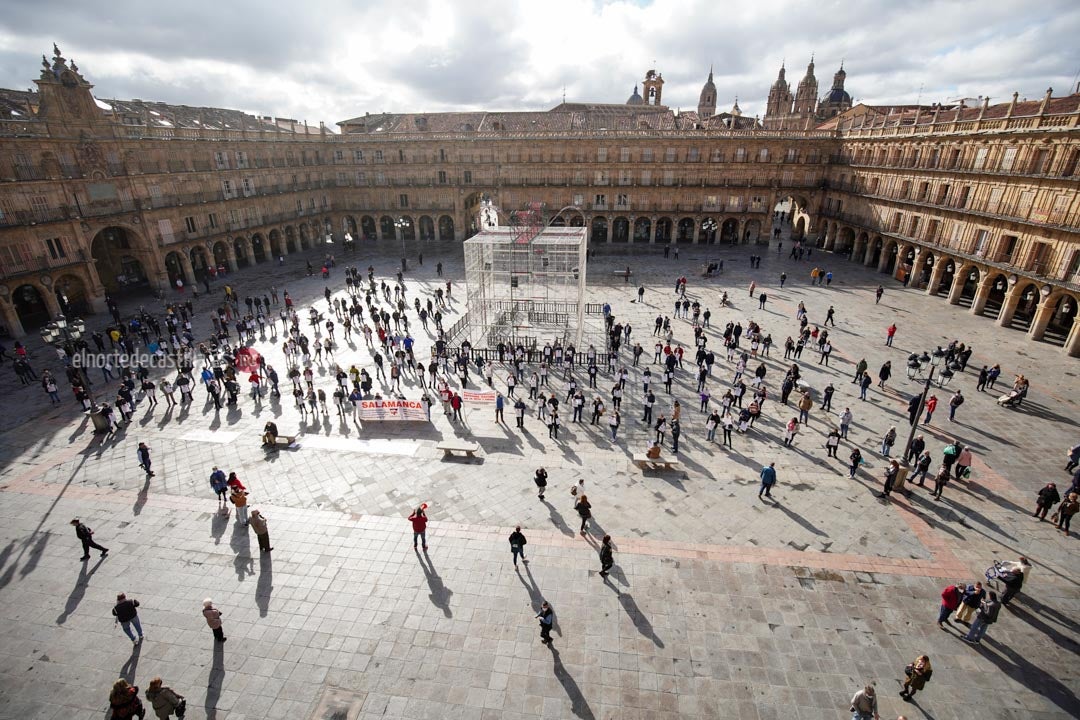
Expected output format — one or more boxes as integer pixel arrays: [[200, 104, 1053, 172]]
[[202, 599, 226, 642], [70, 518, 108, 560], [248, 510, 272, 552]]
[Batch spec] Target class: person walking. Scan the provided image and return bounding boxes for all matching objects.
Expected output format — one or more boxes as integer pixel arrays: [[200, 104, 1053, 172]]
[[759, 462, 777, 499], [963, 591, 1001, 644], [999, 557, 1031, 605], [509, 525, 527, 568], [109, 679, 146, 720], [112, 593, 145, 645], [137, 442, 155, 478], [229, 486, 249, 525], [598, 535, 614, 577], [409, 505, 429, 550], [202, 599, 226, 642], [955, 445, 973, 480], [923, 395, 939, 424], [955, 582, 985, 624], [848, 448, 863, 478], [145, 677, 185, 720], [936, 583, 963, 629], [248, 510, 272, 552], [880, 426, 897, 457], [209, 467, 228, 508], [885, 323, 897, 346], [536, 601, 554, 644], [1055, 492, 1079, 535], [534, 467, 548, 500], [71, 518, 109, 560], [899, 655, 933, 701], [849, 683, 878, 720], [575, 493, 592, 535]]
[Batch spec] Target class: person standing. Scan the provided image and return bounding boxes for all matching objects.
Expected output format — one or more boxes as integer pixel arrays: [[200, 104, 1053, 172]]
[[112, 593, 145, 645], [137, 442, 155, 478], [536, 601, 554, 644], [209, 467, 228, 508], [963, 591, 1000, 644], [879, 460, 899, 500], [923, 395, 938, 424], [955, 445, 973, 480], [202, 599, 226, 642], [230, 486, 249, 525], [248, 510, 272, 552], [838, 408, 853, 439], [849, 683, 878, 720], [1034, 482, 1061, 520], [899, 655, 932, 701], [495, 393, 505, 424], [885, 323, 897, 345], [509, 526, 527, 568], [144, 677, 185, 720], [598, 535, 614, 577], [936, 583, 963, 629], [955, 582, 985, 624], [608, 409, 620, 441], [948, 390, 964, 422], [825, 429, 841, 458], [71, 518, 109, 560], [880, 426, 897, 457], [999, 557, 1031, 605], [759, 462, 777, 499], [670, 419, 681, 453], [848, 448, 863, 478], [109, 679, 145, 720], [575, 493, 592, 535], [514, 398, 527, 428], [534, 468, 548, 500], [409, 505, 429, 550]]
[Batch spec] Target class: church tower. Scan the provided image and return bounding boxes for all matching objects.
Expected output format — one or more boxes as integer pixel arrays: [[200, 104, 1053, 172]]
[[792, 56, 818, 116], [817, 63, 852, 120], [642, 69, 664, 106], [33, 44, 103, 131], [697, 67, 717, 119], [764, 63, 794, 125]]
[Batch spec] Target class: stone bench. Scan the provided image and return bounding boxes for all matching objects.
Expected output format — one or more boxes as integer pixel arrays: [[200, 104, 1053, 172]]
[[437, 440, 480, 458], [632, 452, 680, 470]]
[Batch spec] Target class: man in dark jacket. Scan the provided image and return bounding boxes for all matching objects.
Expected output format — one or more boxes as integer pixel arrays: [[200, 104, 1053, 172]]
[[599, 535, 614, 577], [964, 591, 1001, 644], [136, 442, 155, 478], [509, 526, 527, 568], [71, 518, 108, 560], [112, 592, 144, 644], [1034, 482, 1061, 520]]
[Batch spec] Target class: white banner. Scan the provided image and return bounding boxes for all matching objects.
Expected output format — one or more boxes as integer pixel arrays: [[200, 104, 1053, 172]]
[[357, 399, 429, 422], [462, 390, 497, 403]]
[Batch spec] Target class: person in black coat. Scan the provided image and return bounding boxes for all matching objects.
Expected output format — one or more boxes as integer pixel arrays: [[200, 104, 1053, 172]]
[[71, 518, 109, 560], [599, 535, 614, 577], [1034, 482, 1061, 520]]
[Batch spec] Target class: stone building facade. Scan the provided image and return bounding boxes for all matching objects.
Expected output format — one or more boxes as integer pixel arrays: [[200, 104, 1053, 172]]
[[1, 51, 1078, 355]]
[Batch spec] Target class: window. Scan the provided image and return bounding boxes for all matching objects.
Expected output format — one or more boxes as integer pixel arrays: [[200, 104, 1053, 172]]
[[1064, 249, 1080, 280], [399, 194, 409, 208], [208, 213, 218, 229], [463, 171, 472, 184], [398, 149, 405, 162], [619, 147, 630, 162], [438, 171, 447, 184], [973, 147, 989, 170], [214, 152, 229, 170], [786, 148, 798, 162], [334, 150, 344, 162], [594, 170, 609, 185], [158, 219, 175, 244], [439, 149, 447, 162], [687, 148, 700, 162], [987, 187, 1004, 213], [235, 151, 249, 169], [354, 149, 365, 162], [616, 194, 629, 208], [957, 186, 971, 208], [704, 195, 719, 209], [935, 184, 950, 204], [594, 194, 606, 208], [184, 216, 197, 233], [662, 171, 675, 186], [597, 148, 608, 162], [221, 180, 234, 199], [573, 171, 585, 185], [1030, 149, 1049, 174], [642, 148, 654, 162], [374, 150, 384, 162], [296, 199, 304, 213], [998, 235, 1018, 263], [242, 178, 255, 197], [356, 171, 366, 184], [375, 172, 386, 185], [734, 148, 747, 162], [1000, 147, 1017, 171], [664, 148, 677, 162], [711, 149, 724, 162], [618, 170, 632, 186], [30, 195, 49, 220], [974, 230, 990, 256], [572, 194, 584, 206], [640, 170, 652, 185], [45, 237, 66, 259], [757, 148, 769, 163]]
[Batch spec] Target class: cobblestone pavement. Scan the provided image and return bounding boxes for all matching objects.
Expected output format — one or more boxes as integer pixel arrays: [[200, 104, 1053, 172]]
[[0, 223, 1077, 719]]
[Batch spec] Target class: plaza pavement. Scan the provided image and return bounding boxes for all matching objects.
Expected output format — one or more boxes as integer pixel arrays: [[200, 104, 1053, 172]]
[[0, 222, 1077, 719]]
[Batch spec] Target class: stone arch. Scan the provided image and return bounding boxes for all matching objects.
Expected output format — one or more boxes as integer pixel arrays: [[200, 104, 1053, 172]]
[[868, 236, 884, 267], [745, 219, 763, 244], [881, 239, 900, 275], [285, 226, 297, 254], [322, 216, 334, 242], [837, 227, 856, 255], [361, 215, 377, 240], [852, 231, 869, 263], [934, 257, 957, 296], [676, 217, 694, 244], [1011, 282, 1042, 330], [212, 240, 231, 271], [419, 215, 435, 242], [634, 217, 651, 243], [1042, 291, 1078, 346], [54, 273, 90, 316], [400, 216, 416, 241], [438, 215, 455, 241], [164, 251, 185, 287], [957, 265, 981, 307], [655, 217, 672, 244], [12, 283, 50, 330], [897, 244, 917, 281], [379, 216, 395, 240], [343, 215, 358, 238], [549, 215, 567, 227], [568, 215, 585, 227], [90, 225, 152, 294], [591, 217, 608, 243], [613, 217, 630, 243], [793, 216, 806, 239], [917, 251, 935, 288], [268, 231, 282, 259], [189, 246, 210, 281], [234, 236, 251, 268], [720, 218, 738, 244], [299, 224, 311, 250], [699, 217, 717, 244], [983, 273, 1009, 317]]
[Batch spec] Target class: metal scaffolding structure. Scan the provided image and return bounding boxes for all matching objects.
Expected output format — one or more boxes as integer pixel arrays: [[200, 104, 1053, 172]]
[[462, 223, 598, 351]]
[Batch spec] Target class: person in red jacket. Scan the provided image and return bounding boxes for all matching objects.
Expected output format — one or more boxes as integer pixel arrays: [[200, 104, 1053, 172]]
[[409, 505, 428, 550], [937, 583, 963, 628], [923, 395, 939, 424]]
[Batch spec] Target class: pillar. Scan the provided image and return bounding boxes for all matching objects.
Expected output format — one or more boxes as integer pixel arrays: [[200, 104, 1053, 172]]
[[908, 249, 925, 287], [995, 285, 1023, 327], [606, 215, 614, 244], [41, 284, 63, 319], [1027, 298, 1055, 341], [947, 271, 967, 305], [225, 243, 238, 273], [877, 245, 893, 274], [1064, 315, 1080, 357], [649, 216, 657, 244], [864, 244, 877, 267], [178, 252, 197, 287], [0, 296, 26, 338], [926, 261, 947, 297], [693, 219, 701, 244], [969, 279, 995, 315], [823, 226, 835, 251]]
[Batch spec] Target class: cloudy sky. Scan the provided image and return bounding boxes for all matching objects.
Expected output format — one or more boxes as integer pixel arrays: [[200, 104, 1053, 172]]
[[1, 0, 1078, 125]]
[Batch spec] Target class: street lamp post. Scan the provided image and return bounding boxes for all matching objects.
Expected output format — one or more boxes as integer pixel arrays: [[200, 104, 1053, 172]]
[[394, 217, 409, 272], [40, 314, 96, 403], [901, 346, 944, 460]]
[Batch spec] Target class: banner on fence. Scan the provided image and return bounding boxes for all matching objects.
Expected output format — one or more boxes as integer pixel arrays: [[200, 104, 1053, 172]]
[[462, 390, 497, 403], [357, 399, 429, 422]]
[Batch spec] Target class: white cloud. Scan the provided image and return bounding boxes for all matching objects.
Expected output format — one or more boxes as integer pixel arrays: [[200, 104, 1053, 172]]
[[0, 0, 1077, 123]]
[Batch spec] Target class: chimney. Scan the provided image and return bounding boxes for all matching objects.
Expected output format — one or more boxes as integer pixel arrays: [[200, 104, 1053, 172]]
[[977, 96, 989, 120], [1006, 92, 1018, 118], [1039, 87, 1052, 114]]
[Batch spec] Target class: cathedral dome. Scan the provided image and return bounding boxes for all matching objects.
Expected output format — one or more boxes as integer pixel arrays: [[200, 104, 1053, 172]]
[[822, 88, 851, 105], [626, 85, 644, 105]]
